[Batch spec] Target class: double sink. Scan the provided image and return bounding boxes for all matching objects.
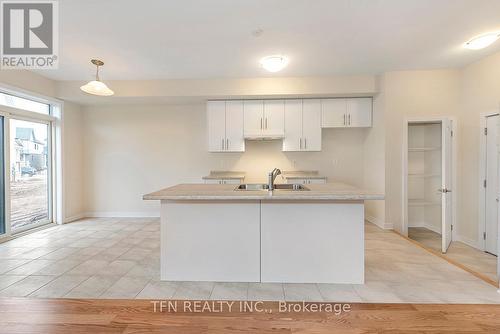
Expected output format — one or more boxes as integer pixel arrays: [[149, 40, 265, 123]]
[[235, 183, 310, 191]]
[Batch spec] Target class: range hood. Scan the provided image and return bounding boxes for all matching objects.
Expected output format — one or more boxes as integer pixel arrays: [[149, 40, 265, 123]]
[[244, 133, 284, 141]]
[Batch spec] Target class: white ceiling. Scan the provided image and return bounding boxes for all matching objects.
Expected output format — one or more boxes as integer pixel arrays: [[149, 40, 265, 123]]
[[38, 0, 500, 81]]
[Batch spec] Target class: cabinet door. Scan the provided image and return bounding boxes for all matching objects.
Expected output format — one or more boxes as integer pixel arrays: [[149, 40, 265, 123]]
[[302, 99, 322, 151], [348, 98, 372, 127], [321, 99, 347, 128], [207, 101, 226, 152], [225, 100, 245, 152], [263, 100, 285, 137], [243, 100, 264, 137], [283, 100, 302, 151]]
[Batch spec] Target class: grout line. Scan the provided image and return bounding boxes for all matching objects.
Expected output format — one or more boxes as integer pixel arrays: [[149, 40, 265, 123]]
[[392, 230, 499, 288]]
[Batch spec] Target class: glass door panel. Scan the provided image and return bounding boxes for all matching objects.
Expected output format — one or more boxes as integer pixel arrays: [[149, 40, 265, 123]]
[[10, 119, 50, 232]]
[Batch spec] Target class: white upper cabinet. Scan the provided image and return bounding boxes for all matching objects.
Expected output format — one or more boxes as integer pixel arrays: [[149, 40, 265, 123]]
[[244, 100, 284, 138], [243, 100, 264, 138], [283, 99, 321, 152], [321, 98, 372, 128], [207, 101, 245, 152], [283, 100, 302, 151], [225, 101, 245, 152], [347, 98, 372, 127], [208, 101, 226, 152], [302, 99, 322, 151], [321, 99, 347, 128], [263, 100, 285, 137]]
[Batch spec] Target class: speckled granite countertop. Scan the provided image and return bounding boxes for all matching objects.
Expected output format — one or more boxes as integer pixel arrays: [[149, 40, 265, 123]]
[[143, 182, 383, 201]]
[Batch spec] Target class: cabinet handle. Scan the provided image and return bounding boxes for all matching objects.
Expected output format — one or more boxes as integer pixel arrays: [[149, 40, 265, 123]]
[[260, 118, 263, 129], [226, 138, 229, 150], [221, 138, 224, 150], [265, 118, 268, 129], [300, 138, 302, 149], [343, 114, 346, 126], [348, 114, 351, 126], [304, 138, 307, 149]]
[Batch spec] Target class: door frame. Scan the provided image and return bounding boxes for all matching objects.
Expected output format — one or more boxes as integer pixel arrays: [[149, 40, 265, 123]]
[[478, 111, 500, 252], [402, 116, 458, 241]]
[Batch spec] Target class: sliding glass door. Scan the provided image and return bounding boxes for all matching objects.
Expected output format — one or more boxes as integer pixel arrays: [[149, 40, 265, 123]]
[[9, 118, 51, 233]]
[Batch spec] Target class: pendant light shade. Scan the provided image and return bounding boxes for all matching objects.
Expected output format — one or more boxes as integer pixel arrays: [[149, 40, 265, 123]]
[[80, 59, 114, 96]]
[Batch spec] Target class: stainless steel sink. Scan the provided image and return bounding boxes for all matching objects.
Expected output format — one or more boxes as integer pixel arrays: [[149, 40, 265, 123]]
[[235, 183, 309, 191]]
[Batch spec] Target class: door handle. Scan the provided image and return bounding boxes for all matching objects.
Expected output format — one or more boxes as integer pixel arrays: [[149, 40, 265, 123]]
[[438, 188, 452, 193]]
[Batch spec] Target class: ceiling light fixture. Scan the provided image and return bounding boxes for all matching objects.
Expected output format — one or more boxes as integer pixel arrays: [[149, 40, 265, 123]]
[[80, 59, 114, 96], [464, 32, 500, 50], [260, 55, 289, 72]]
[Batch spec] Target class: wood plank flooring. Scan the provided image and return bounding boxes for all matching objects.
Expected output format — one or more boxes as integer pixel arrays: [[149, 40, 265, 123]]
[[0, 298, 499, 333]]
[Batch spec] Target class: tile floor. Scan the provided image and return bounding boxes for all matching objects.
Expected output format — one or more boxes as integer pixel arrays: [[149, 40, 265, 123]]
[[0, 218, 499, 303], [409, 226, 498, 282]]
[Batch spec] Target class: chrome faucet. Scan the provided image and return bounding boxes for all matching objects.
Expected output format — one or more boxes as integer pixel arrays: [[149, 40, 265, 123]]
[[268, 168, 282, 191]]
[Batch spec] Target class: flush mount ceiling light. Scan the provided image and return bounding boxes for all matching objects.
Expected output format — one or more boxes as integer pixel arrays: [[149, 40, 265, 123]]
[[80, 59, 114, 96], [260, 55, 289, 72], [464, 32, 500, 50]]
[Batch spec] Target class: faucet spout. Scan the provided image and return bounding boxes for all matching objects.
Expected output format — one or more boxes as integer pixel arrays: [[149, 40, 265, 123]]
[[268, 168, 282, 191]]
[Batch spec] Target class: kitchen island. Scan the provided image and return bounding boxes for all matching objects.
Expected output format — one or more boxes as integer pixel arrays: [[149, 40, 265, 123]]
[[143, 182, 383, 284]]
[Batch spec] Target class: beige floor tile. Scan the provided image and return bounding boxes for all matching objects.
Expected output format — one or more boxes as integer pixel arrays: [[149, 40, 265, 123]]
[[30, 275, 90, 298], [136, 280, 179, 299], [5, 259, 55, 275], [173, 281, 215, 300], [0, 275, 27, 290], [248, 283, 284, 301], [317, 283, 363, 302], [0, 275, 55, 297], [64, 275, 121, 298], [100, 276, 151, 299], [210, 282, 248, 300], [283, 283, 323, 302]]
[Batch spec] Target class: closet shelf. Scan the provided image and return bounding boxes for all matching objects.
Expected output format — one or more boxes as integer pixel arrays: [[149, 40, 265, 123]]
[[408, 199, 441, 207], [408, 147, 441, 152]]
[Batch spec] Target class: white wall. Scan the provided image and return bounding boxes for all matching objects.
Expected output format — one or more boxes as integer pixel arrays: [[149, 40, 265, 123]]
[[459, 51, 500, 244], [81, 103, 369, 216], [363, 76, 386, 228], [382, 70, 461, 233], [63, 101, 85, 221]]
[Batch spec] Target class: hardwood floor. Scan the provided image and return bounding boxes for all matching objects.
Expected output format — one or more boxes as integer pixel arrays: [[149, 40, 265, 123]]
[[0, 298, 499, 333]]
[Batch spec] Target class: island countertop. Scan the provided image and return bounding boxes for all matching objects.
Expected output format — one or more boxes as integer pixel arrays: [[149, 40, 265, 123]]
[[143, 182, 384, 201]]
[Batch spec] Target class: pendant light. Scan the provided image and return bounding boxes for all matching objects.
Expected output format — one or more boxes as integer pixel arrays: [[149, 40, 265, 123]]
[[80, 59, 114, 96]]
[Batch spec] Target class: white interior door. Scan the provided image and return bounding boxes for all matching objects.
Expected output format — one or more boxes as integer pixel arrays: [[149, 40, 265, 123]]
[[485, 115, 498, 255], [441, 119, 453, 253]]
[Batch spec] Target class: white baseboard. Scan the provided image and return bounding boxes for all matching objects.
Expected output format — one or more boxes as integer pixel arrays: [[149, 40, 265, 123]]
[[64, 213, 86, 223], [455, 234, 480, 249], [408, 221, 441, 234], [366, 215, 393, 230], [83, 211, 160, 218]]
